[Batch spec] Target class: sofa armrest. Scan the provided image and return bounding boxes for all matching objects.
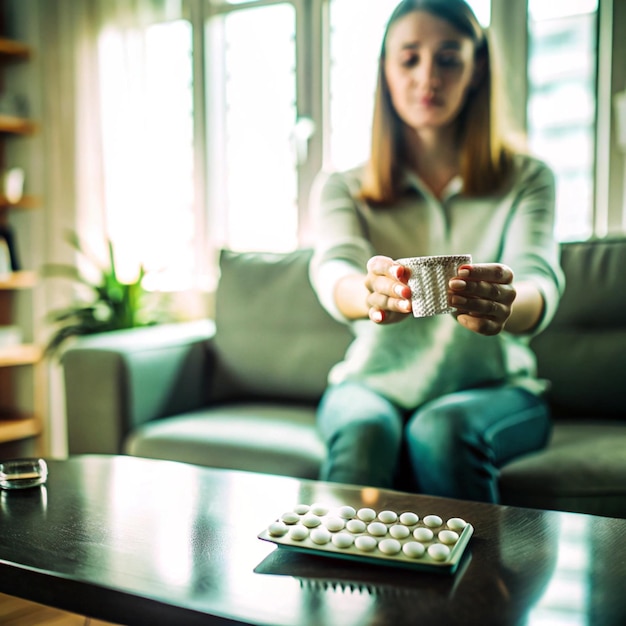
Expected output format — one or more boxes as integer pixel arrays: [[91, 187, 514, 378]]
[[62, 320, 215, 455]]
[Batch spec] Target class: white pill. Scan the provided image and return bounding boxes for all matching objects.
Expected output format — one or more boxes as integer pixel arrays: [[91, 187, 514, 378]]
[[324, 516, 346, 532], [438, 530, 459, 545], [346, 519, 366, 534], [423, 515, 443, 528], [268, 521, 288, 537], [367, 522, 388, 537], [310, 502, 329, 516], [311, 527, 332, 545], [338, 505, 356, 519], [332, 532, 355, 549], [403, 541, 426, 559], [428, 543, 451, 561], [447, 517, 467, 531], [357, 508, 377, 522], [355, 535, 377, 552], [302, 514, 321, 528], [378, 538, 402, 555], [413, 527, 434, 542], [289, 525, 309, 541], [378, 510, 398, 524], [399, 512, 419, 526], [293, 504, 310, 514], [389, 524, 410, 539], [281, 511, 300, 525]]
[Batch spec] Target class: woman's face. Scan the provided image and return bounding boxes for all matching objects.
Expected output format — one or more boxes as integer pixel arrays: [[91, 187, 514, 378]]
[[384, 10, 478, 133]]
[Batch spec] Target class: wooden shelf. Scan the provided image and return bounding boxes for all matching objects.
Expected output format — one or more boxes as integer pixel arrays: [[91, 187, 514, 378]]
[[0, 270, 37, 289], [0, 114, 37, 135], [0, 344, 41, 367], [0, 194, 40, 209], [0, 38, 30, 60], [0, 25, 43, 452], [0, 412, 40, 443]]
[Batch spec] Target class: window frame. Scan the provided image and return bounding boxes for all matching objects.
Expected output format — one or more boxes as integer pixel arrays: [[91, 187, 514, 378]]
[[595, 0, 626, 236], [493, 0, 624, 238]]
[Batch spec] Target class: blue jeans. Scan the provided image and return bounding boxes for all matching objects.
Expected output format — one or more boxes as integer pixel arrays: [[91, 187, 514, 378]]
[[316, 381, 551, 503]]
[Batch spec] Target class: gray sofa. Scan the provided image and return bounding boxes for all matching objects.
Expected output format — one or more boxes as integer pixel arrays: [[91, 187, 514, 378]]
[[63, 239, 626, 518]]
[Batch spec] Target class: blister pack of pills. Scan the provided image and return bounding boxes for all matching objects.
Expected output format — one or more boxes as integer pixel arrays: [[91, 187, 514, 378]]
[[258, 502, 473, 574]]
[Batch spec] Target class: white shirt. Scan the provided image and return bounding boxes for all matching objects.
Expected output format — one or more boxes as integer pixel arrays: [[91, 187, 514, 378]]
[[308, 154, 565, 409]]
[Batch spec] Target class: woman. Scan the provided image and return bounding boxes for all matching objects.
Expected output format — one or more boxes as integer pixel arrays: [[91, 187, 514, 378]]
[[308, 0, 565, 503]]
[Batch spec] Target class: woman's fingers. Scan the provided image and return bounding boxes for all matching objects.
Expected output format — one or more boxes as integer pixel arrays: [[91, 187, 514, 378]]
[[449, 289, 513, 316], [458, 263, 513, 284], [449, 265, 515, 306], [454, 312, 503, 336], [365, 256, 412, 322], [449, 264, 516, 335]]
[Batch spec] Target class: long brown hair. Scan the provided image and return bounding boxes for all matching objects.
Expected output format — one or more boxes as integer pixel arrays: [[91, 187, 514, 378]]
[[360, 0, 516, 204]]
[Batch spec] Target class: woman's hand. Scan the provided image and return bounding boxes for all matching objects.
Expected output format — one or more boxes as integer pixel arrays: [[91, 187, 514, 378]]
[[365, 255, 412, 323], [449, 264, 516, 336]]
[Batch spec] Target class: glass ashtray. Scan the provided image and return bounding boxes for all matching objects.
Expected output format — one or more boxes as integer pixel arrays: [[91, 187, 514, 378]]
[[0, 458, 48, 490]]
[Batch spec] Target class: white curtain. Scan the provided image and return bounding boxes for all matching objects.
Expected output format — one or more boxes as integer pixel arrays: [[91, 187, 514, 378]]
[[38, 0, 185, 278], [35, 0, 185, 456]]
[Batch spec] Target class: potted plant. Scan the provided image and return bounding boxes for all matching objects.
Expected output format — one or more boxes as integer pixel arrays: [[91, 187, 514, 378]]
[[43, 231, 170, 359]]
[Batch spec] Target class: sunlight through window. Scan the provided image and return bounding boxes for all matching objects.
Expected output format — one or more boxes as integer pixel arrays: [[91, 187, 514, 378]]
[[527, 0, 598, 241], [99, 19, 195, 289], [208, 3, 298, 252]]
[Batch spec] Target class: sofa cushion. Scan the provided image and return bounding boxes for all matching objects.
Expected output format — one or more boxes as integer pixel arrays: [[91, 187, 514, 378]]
[[209, 249, 353, 403], [544, 238, 626, 326], [530, 239, 626, 417], [124, 403, 324, 479], [499, 421, 626, 517]]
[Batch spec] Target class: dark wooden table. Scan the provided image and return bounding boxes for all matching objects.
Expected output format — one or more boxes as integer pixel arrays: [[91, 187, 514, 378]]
[[0, 455, 625, 625]]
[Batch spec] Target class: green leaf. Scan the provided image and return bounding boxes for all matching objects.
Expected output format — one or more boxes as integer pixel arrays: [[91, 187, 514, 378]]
[[107, 239, 117, 282]]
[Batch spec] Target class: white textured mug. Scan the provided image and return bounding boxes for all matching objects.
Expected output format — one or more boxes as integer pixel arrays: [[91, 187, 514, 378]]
[[396, 254, 472, 318]]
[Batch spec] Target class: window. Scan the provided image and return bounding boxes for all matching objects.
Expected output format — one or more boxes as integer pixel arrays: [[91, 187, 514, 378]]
[[99, 18, 195, 290], [326, 0, 400, 171], [94, 0, 620, 291], [527, 0, 599, 241], [205, 2, 299, 252], [204, 0, 492, 254]]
